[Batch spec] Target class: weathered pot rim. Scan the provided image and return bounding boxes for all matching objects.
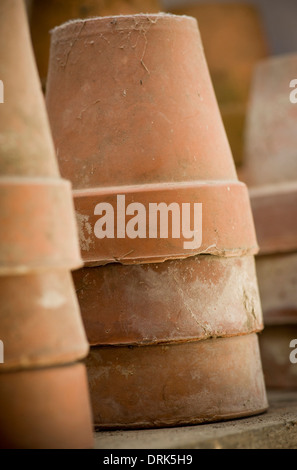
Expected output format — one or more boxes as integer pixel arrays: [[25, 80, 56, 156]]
[[74, 180, 259, 265], [51, 13, 198, 39], [88, 330, 264, 348]]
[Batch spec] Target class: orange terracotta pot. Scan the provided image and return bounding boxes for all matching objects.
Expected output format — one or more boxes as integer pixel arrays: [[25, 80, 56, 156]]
[[241, 55, 297, 255], [242, 54, 297, 187], [0, 0, 58, 178], [259, 325, 297, 390], [240, 54, 297, 389], [0, 270, 88, 371], [0, 0, 82, 272], [73, 255, 263, 346], [46, 14, 257, 265], [86, 334, 268, 429], [170, 3, 268, 166], [30, 0, 161, 85], [0, 363, 93, 449]]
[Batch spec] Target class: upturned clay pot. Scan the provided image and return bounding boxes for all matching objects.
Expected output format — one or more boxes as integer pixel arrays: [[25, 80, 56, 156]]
[[0, 363, 93, 449], [30, 0, 161, 85], [240, 55, 297, 255], [46, 14, 258, 265], [0, 0, 58, 178], [259, 325, 297, 389], [170, 3, 268, 166], [73, 255, 263, 346], [242, 54, 297, 187], [241, 54, 297, 389], [0, 270, 88, 371], [86, 334, 268, 429], [0, 0, 82, 273], [0, 0, 93, 449]]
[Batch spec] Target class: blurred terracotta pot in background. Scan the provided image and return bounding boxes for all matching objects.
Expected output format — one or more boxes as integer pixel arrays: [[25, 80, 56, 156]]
[[0, 0, 82, 273], [0, 0, 93, 447], [242, 54, 297, 389], [242, 54, 297, 187], [242, 55, 297, 255], [260, 325, 297, 390], [0, 270, 88, 371]]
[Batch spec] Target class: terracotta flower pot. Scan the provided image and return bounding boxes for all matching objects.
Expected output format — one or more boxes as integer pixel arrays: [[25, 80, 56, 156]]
[[86, 334, 267, 429], [0, 0, 82, 273], [30, 0, 161, 86], [241, 55, 297, 255], [241, 55, 297, 309], [242, 54, 297, 188], [0, 1, 93, 448], [0, 270, 88, 371], [73, 255, 263, 346], [46, 14, 258, 266], [259, 325, 297, 390], [170, 3, 268, 166], [0, 363, 93, 449], [241, 54, 297, 389]]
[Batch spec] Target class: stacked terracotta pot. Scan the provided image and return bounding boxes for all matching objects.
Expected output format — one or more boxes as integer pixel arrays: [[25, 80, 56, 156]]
[[170, 3, 268, 166], [0, 0, 93, 448], [241, 54, 297, 389], [46, 13, 268, 429], [29, 0, 160, 87]]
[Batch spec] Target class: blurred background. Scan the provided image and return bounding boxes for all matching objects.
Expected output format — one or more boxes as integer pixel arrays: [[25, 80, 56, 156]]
[[165, 0, 297, 56]]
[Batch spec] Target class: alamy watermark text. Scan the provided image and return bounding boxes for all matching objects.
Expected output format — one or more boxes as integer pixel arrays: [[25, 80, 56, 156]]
[[94, 195, 203, 250]]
